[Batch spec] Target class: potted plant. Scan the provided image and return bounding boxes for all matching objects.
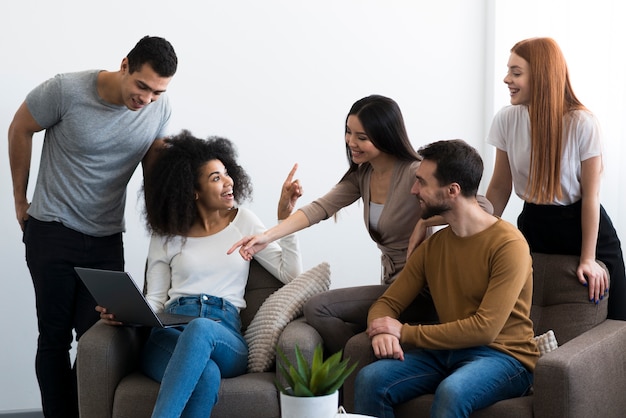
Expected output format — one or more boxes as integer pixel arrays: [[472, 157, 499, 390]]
[[276, 343, 357, 418]]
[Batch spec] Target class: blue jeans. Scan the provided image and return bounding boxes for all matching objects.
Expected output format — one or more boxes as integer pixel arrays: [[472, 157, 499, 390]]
[[23, 217, 124, 418], [140, 295, 248, 418], [354, 346, 533, 418]]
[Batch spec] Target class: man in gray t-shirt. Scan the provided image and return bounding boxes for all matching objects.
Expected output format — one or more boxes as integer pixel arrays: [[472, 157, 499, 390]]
[[7, 36, 177, 418]]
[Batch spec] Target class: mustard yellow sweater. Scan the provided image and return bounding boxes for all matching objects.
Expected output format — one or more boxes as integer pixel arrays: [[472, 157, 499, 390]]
[[368, 218, 539, 371]]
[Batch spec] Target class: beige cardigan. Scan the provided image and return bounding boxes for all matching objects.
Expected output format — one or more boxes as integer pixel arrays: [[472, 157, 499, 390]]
[[299, 160, 493, 284], [299, 160, 421, 284]]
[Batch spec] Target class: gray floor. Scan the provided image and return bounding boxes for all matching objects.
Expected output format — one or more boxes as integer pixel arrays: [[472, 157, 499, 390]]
[[0, 411, 43, 418]]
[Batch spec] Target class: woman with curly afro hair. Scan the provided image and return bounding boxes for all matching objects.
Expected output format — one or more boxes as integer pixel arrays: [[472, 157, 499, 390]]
[[97, 129, 303, 417], [143, 129, 254, 237]]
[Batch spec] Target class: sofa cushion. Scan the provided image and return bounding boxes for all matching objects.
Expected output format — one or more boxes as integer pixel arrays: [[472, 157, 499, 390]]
[[530, 253, 608, 345], [113, 372, 159, 418], [241, 260, 287, 332], [395, 394, 534, 418], [111, 371, 280, 418], [215, 372, 281, 417], [245, 262, 331, 373]]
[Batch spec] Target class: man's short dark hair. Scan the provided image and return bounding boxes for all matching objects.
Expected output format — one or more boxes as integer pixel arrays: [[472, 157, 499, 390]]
[[127, 36, 177, 77], [418, 139, 483, 197]]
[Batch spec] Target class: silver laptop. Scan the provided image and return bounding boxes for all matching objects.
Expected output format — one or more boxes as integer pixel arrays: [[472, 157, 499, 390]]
[[75, 267, 195, 328]]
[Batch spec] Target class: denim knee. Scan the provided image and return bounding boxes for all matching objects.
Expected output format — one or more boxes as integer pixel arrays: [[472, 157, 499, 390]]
[[354, 362, 389, 410], [433, 379, 472, 418]]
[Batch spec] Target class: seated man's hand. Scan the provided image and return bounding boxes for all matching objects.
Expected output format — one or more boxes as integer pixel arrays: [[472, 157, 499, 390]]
[[368, 316, 404, 360], [371, 333, 404, 361], [367, 316, 402, 340]]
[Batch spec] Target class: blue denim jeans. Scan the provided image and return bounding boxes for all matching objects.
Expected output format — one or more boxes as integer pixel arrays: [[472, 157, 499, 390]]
[[140, 295, 248, 418], [354, 346, 533, 418]]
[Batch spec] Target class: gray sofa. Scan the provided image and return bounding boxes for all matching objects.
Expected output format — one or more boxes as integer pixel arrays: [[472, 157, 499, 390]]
[[342, 252, 626, 418], [76, 260, 322, 418]]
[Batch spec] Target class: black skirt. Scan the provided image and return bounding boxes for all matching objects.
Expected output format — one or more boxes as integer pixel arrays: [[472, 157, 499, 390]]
[[518, 200, 626, 320]]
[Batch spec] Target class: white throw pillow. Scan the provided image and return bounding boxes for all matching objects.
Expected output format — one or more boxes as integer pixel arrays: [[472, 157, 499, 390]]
[[534, 329, 558, 356], [245, 262, 331, 373]]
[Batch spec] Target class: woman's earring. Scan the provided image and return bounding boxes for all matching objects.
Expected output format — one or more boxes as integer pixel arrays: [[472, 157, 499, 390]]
[[194, 193, 199, 200]]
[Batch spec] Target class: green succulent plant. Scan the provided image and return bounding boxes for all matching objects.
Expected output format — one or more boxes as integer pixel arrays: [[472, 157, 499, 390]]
[[275, 343, 358, 397]]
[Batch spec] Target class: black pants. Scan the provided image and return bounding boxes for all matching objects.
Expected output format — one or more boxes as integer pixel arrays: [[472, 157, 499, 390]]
[[23, 218, 124, 418], [518, 201, 626, 320]]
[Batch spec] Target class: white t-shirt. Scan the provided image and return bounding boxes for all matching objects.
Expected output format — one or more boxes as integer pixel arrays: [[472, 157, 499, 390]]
[[145, 207, 302, 312], [486, 105, 602, 205]]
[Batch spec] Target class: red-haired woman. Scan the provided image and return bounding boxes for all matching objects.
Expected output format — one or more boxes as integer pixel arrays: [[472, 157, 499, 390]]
[[486, 37, 626, 320]]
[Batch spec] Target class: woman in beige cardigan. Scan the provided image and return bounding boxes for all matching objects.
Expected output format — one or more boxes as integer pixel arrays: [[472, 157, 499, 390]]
[[230, 95, 491, 353]]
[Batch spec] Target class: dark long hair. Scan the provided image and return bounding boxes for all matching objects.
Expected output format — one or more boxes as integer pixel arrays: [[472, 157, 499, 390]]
[[341, 95, 419, 180]]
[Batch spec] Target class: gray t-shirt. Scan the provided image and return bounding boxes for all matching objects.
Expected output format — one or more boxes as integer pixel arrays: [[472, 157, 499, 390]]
[[26, 70, 171, 236]]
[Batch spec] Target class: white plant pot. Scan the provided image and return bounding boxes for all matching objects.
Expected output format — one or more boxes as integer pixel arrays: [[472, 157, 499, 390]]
[[280, 391, 339, 418]]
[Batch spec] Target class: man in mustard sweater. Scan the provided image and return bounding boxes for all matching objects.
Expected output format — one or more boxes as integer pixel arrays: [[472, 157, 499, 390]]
[[354, 139, 539, 418]]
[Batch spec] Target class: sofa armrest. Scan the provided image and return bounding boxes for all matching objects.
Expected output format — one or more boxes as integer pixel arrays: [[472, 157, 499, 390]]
[[533, 319, 626, 418], [76, 320, 146, 418], [342, 331, 377, 412], [275, 317, 323, 385]]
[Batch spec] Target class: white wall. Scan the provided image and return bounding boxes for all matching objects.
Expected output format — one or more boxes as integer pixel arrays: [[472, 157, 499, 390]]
[[487, 0, 626, 230], [0, 0, 487, 411], [2, 0, 624, 413]]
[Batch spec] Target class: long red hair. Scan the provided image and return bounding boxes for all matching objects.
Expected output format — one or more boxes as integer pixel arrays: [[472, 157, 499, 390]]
[[511, 37, 586, 203]]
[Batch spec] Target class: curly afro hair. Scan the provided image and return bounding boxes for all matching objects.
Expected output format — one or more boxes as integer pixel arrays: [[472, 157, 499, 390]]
[[143, 130, 252, 236]]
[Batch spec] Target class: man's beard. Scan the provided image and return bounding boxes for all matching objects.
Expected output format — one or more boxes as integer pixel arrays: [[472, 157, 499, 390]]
[[420, 200, 451, 220]]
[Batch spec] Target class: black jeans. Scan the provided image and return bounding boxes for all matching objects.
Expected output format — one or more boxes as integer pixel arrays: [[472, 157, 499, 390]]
[[23, 217, 124, 418]]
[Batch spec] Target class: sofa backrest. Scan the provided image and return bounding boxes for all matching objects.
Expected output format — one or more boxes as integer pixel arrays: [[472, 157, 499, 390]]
[[530, 252, 608, 345], [240, 259, 284, 332]]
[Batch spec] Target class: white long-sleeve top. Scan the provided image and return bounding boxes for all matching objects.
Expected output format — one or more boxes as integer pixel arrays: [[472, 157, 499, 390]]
[[145, 207, 302, 312]]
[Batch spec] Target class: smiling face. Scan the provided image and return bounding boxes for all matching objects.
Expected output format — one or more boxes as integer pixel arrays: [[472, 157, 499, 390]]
[[503, 52, 531, 106], [411, 160, 451, 219], [119, 58, 172, 111], [194, 159, 235, 211], [345, 115, 383, 165]]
